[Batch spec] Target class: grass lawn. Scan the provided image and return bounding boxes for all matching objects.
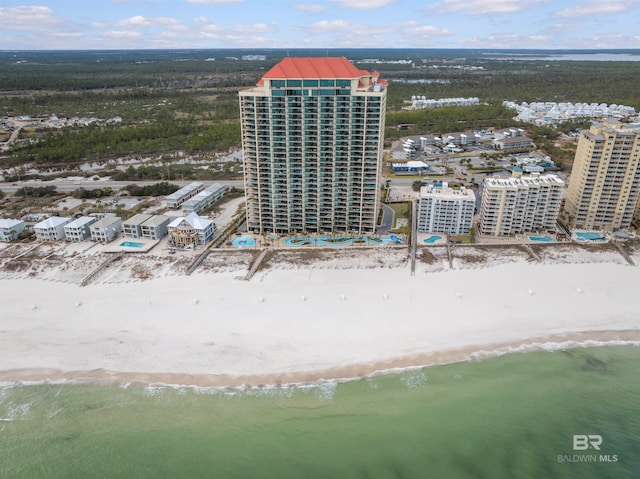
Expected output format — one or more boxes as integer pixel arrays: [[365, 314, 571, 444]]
[[388, 201, 411, 220]]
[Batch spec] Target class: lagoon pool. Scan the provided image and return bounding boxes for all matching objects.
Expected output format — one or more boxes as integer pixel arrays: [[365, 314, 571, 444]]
[[232, 235, 256, 247], [119, 241, 145, 248], [423, 235, 442, 244], [575, 231, 605, 242], [284, 235, 403, 247], [529, 235, 556, 243]]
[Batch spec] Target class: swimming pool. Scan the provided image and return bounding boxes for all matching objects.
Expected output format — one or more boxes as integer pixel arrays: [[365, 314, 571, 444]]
[[284, 235, 403, 247], [575, 231, 606, 242], [529, 235, 556, 243], [231, 235, 256, 247], [423, 235, 442, 244], [119, 241, 145, 248]]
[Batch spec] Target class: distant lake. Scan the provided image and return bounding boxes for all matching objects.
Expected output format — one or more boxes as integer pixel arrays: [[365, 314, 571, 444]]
[[484, 53, 640, 62]]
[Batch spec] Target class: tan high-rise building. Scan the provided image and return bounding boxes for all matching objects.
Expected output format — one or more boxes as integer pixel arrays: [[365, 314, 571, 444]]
[[479, 173, 564, 236], [239, 57, 387, 234], [564, 120, 640, 231]]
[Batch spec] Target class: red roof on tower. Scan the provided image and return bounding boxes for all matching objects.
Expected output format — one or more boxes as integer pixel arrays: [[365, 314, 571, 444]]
[[262, 57, 367, 79]]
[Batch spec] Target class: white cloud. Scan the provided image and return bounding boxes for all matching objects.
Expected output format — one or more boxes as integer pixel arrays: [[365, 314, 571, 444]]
[[427, 0, 549, 15], [201, 23, 225, 33], [293, 3, 326, 13], [186, 0, 243, 4], [303, 19, 393, 47], [103, 30, 143, 39], [398, 23, 456, 46], [198, 23, 225, 38], [463, 33, 552, 48], [117, 15, 152, 28], [403, 25, 455, 36], [116, 15, 184, 30], [554, 1, 633, 18], [307, 19, 352, 32], [0, 5, 65, 32], [233, 23, 277, 34], [329, 0, 398, 9], [194, 16, 210, 24], [53, 32, 83, 38]]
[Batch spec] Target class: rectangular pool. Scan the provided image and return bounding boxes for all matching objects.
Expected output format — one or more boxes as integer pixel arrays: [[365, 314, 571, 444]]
[[119, 241, 145, 248]]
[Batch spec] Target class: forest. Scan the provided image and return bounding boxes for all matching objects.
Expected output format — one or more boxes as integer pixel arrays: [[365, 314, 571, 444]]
[[1, 49, 639, 170]]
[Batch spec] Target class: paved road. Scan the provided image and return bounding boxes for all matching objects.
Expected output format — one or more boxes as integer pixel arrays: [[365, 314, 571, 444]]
[[377, 203, 394, 234], [0, 179, 244, 193]]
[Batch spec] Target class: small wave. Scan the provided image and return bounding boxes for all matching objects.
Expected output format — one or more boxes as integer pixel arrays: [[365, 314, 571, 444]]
[[467, 339, 640, 361], [399, 371, 428, 389]]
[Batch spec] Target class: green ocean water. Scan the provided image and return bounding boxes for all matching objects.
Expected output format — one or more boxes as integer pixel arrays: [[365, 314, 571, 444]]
[[1, 346, 639, 479]]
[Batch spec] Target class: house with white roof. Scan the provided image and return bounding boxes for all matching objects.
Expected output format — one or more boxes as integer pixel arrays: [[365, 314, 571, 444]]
[[33, 216, 71, 241], [168, 212, 214, 248], [182, 183, 226, 215], [90, 214, 122, 242], [165, 182, 204, 209], [64, 216, 97, 242], [0, 218, 25, 241]]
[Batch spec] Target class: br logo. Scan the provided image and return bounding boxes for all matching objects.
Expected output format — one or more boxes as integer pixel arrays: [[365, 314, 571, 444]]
[[573, 435, 603, 451]]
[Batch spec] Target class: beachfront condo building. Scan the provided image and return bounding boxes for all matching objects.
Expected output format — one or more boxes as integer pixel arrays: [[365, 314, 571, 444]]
[[479, 173, 564, 235], [239, 57, 387, 234], [417, 182, 476, 235], [564, 120, 640, 231]]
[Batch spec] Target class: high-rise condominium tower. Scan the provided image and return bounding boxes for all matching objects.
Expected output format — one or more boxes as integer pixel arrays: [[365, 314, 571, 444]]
[[564, 120, 640, 231], [239, 57, 387, 234], [479, 173, 565, 235]]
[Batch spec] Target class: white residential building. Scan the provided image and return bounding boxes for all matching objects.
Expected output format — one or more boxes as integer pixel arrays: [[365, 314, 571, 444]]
[[165, 182, 204, 209], [479, 174, 564, 235], [123, 214, 153, 238], [140, 215, 170, 240], [33, 216, 71, 241], [168, 212, 214, 247], [417, 183, 476, 235], [503, 101, 637, 125], [90, 214, 122, 242], [64, 216, 97, 242], [182, 183, 226, 214], [0, 218, 25, 241]]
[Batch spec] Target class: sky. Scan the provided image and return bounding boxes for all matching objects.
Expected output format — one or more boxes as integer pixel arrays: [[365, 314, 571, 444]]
[[1, 0, 639, 51]]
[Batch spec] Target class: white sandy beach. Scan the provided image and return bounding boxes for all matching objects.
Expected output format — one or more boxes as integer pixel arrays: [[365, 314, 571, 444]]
[[1, 257, 639, 387]]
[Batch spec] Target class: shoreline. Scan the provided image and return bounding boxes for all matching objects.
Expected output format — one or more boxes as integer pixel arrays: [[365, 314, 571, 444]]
[[2, 253, 639, 389], [2, 330, 639, 389]]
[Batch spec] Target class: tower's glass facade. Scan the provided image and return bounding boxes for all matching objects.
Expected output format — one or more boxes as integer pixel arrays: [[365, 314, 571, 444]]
[[239, 58, 387, 234]]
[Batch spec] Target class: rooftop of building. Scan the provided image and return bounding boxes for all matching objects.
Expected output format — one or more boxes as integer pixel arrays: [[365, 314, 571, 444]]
[[165, 182, 204, 201], [262, 57, 368, 79], [420, 183, 475, 200], [90, 214, 121, 229], [34, 216, 70, 229], [0, 218, 24, 228], [484, 174, 565, 188], [141, 215, 170, 227], [168, 212, 213, 230], [589, 119, 640, 135], [123, 213, 153, 226], [65, 216, 97, 228]]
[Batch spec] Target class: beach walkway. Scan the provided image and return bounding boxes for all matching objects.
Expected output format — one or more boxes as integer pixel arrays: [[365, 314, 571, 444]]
[[613, 242, 636, 266]]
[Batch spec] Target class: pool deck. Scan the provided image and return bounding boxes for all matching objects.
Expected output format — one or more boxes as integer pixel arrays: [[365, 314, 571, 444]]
[[102, 237, 160, 253], [276, 234, 405, 248]]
